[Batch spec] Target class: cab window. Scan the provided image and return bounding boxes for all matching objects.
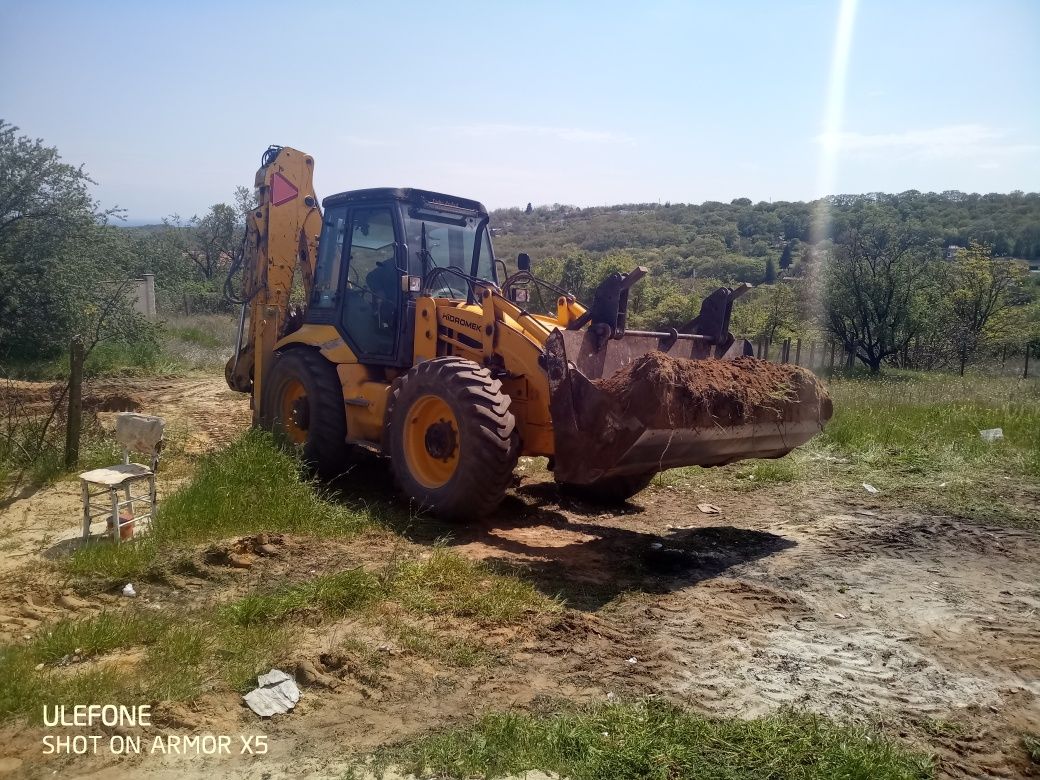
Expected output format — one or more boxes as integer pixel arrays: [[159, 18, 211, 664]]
[[312, 205, 347, 308], [342, 207, 399, 356]]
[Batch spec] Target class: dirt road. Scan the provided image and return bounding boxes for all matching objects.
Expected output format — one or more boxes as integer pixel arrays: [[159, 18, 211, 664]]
[[1, 375, 1037, 778]]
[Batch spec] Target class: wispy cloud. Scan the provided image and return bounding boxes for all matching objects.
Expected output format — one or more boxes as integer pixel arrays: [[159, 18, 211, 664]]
[[443, 123, 632, 144], [815, 124, 1038, 161]]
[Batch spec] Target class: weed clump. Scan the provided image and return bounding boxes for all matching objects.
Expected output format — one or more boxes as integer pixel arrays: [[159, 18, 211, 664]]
[[156, 430, 369, 542], [386, 548, 557, 623], [223, 568, 382, 626]]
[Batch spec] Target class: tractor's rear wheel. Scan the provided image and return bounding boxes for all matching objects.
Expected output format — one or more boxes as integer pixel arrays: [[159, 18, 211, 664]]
[[387, 357, 518, 521], [556, 472, 656, 504], [260, 348, 349, 480]]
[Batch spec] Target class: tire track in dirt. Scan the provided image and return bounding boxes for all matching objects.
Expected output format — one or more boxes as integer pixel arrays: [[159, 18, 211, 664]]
[[628, 500, 1040, 779]]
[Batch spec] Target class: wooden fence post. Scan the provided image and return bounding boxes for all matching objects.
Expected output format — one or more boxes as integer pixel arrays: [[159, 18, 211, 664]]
[[64, 335, 84, 468]]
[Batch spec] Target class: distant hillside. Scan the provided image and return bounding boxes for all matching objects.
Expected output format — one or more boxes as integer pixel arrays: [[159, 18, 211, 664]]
[[489, 191, 1040, 284], [123, 223, 168, 236]]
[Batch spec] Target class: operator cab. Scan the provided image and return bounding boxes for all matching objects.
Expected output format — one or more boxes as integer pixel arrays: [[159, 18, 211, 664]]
[[308, 188, 497, 366]]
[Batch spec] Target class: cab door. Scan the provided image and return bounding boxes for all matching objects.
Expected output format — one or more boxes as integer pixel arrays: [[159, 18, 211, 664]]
[[340, 205, 404, 362]]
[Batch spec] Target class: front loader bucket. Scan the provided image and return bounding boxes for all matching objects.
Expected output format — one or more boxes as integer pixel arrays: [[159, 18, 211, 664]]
[[545, 329, 832, 485]]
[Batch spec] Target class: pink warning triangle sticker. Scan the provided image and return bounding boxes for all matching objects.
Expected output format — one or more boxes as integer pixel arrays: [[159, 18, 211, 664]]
[[270, 172, 299, 206]]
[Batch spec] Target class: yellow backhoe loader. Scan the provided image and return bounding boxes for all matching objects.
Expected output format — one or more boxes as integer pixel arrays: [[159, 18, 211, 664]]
[[226, 146, 831, 519]]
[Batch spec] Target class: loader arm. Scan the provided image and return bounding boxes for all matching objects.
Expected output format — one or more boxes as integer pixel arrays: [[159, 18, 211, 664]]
[[226, 146, 323, 420]]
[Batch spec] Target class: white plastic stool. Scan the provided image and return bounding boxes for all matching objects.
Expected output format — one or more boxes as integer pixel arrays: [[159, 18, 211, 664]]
[[79, 413, 164, 542]]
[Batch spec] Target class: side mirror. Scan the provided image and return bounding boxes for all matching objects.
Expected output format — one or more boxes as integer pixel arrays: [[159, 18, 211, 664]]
[[517, 252, 531, 272]]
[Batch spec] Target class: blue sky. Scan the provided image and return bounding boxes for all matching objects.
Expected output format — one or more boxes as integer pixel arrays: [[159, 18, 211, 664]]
[[2, 0, 1038, 221]]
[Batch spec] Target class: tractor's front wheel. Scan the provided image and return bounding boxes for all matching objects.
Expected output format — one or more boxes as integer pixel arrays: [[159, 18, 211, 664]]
[[386, 357, 518, 521], [260, 348, 349, 480]]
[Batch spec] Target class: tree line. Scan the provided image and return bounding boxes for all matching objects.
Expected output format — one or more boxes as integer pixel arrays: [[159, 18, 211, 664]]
[[493, 195, 1039, 374], [1, 120, 1037, 375]]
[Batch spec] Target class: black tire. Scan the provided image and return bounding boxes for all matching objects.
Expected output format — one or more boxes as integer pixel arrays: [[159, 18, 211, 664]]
[[386, 357, 518, 521], [260, 348, 349, 480], [556, 472, 656, 504]]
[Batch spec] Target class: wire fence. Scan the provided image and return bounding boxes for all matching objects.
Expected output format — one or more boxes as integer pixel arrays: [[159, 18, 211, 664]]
[[743, 336, 1037, 378]]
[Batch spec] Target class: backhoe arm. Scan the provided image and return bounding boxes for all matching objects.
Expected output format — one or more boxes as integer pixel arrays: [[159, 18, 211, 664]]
[[226, 146, 322, 418]]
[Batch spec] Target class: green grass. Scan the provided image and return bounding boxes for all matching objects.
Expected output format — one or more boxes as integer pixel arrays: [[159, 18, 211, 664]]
[[0, 608, 289, 722], [2, 315, 237, 381], [84, 341, 176, 376], [162, 315, 237, 372], [219, 547, 554, 629], [393, 622, 497, 668], [3, 340, 173, 381], [158, 430, 370, 541], [63, 536, 161, 580], [30, 611, 169, 663], [823, 373, 1040, 477], [656, 372, 1040, 527], [223, 567, 382, 626], [0, 612, 174, 720], [64, 430, 373, 580], [8, 545, 543, 721], [214, 623, 291, 692], [0, 410, 130, 490], [390, 700, 933, 780], [1024, 734, 1040, 765], [167, 325, 223, 348], [386, 547, 558, 623], [24, 430, 551, 720]]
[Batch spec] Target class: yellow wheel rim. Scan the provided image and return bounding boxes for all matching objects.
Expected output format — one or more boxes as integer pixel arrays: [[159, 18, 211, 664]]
[[280, 379, 308, 445], [403, 394, 460, 489]]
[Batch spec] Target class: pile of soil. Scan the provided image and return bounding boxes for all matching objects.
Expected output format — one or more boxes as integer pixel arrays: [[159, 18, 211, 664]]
[[594, 352, 832, 429]]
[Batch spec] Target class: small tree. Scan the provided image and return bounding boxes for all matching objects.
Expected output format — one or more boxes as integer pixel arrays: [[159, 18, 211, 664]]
[[779, 242, 794, 270], [525, 202, 533, 214], [185, 203, 242, 280], [764, 257, 777, 284], [0, 120, 136, 360], [946, 240, 1022, 375], [731, 284, 798, 342], [823, 210, 936, 373]]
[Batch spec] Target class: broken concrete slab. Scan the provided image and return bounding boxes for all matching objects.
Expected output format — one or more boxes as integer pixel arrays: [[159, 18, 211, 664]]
[[243, 668, 301, 717]]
